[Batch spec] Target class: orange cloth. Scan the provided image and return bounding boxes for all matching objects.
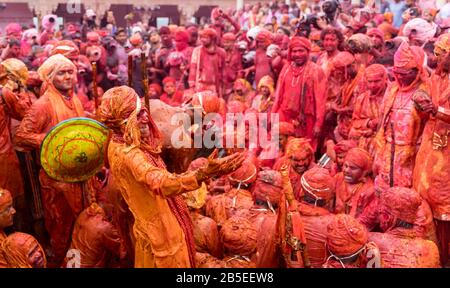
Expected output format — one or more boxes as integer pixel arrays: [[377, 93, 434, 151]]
[[303, 214, 335, 267], [1, 232, 46, 268], [220, 215, 257, 257], [190, 211, 222, 259], [334, 173, 375, 218], [368, 232, 440, 268], [326, 214, 368, 256], [14, 55, 84, 266], [65, 203, 123, 268], [100, 86, 200, 268]]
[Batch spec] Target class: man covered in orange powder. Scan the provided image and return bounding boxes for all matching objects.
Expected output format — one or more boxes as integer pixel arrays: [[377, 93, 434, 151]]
[[334, 148, 375, 218], [14, 54, 85, 266], [0, 189, 16, 268], [413, 33, 450, 267], [0, 59, 31, 230], [98, 86, 244, 268], [271, 37, 326, 148], [373, 42, 429, 191], [273, 138, 316, 197], [349, 64, 388, 152], [1, 232, 46, 268]]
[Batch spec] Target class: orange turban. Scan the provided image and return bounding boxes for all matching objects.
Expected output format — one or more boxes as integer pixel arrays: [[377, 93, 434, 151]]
[[1, 232, 46, 268], [285, 138, 313, 158], [257, 75, 275, 95], [50, 40, 80, 60], [301, 167, 335, 201], [220, 216, 257, 256], [344, 148, 372, 174], [0, 188, 12, 211], [192, 91, 220, 114], [434, 33, 450, 57], [289, 36, 311, 52], [380, 187, 421, 224], [253, 170, 283, 206], [98, 86, 141, 129], [175, 30, 189, 42], [327, 214, 368, 256], [38, 54, 77, 84]]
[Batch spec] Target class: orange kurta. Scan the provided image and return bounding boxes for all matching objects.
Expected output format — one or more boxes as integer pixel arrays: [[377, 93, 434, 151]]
[[108, 140, 201, 268]]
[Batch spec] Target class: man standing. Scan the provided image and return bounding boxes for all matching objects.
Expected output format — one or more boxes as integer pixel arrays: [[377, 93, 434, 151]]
[[413, 34, 450, 267], [271, 37, 326, 148], [222, 33, 243, 100], [98, 86, 244, 267], [349, 64, 388, 151], [373, 41, 428, 191], [14, 54, 85, 266], [189, 28, 226, 98]]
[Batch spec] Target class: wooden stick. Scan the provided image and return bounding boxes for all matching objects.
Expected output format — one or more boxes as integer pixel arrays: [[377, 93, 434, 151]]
[[141, 52, 149, 111], [128, 54, 133, 88], [91, 62, 99, 113]]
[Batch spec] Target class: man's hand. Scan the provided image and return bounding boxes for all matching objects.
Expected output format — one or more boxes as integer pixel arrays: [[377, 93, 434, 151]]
[[196, 149, 245, 183]]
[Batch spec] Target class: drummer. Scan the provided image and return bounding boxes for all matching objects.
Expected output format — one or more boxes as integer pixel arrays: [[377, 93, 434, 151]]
[[14, 54, 85, 267]]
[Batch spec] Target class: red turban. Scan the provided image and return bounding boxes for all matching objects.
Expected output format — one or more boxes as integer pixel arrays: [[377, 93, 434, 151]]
[[222, 32, 236, 42], [200, 28, 218, 40], [175, 30, 189, 43], [327, 214, 368, 256], [129, 33, 143, 46], [364, 64, 387, 80], [285, 138, 313, 158], [26, 71, 42, 87], [162, 77, 176, 85], [159, 26, 171, 35], [255, 30, 273, 46], [344, 148, 373, 174], [367, 28, 385, 41], [253, 170, 283, 206], [332, 51, 355, 68], [394, 41, 425, 70], [380, 187, 421, 224], [220, 216, 257, 256], [301, 167, 335, 201], [149, 83, 162, 95], [229, 160, 258, 186], [0, 188, 12, 211], [289, 36, 311, 52], [273, 121, 295, 136], [334, 140, 357, 154]]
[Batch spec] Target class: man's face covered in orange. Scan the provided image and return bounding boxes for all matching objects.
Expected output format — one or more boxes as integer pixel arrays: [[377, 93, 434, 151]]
[[289, 150, 312, 174], [2, 232, 46, 268], [53, 64, 76, 93]]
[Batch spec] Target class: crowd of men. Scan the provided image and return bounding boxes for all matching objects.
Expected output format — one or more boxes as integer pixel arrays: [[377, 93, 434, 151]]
[[0, 0, 449, 268]]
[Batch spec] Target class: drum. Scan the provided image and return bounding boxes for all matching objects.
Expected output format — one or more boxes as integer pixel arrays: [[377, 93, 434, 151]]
[[40, 117, 110, 182]]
